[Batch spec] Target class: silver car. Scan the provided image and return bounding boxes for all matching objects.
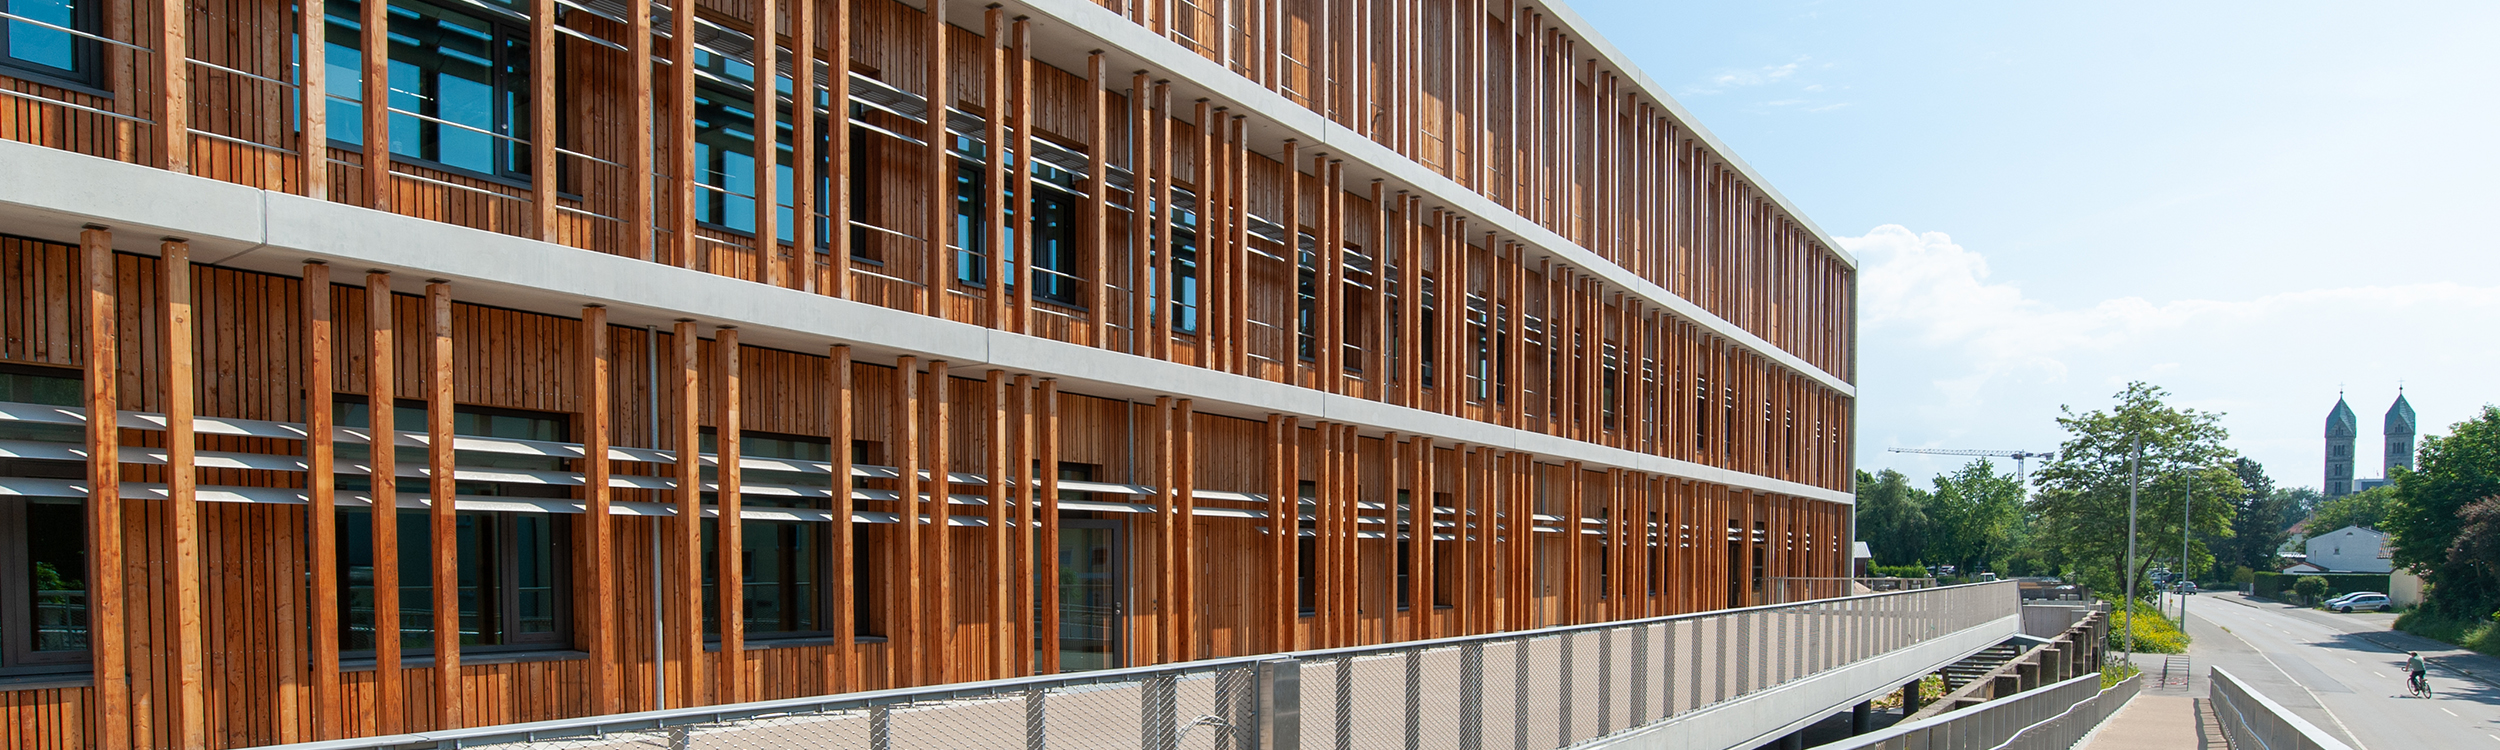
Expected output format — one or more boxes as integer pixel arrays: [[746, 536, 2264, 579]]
[[2333, 594, 2392, 613]]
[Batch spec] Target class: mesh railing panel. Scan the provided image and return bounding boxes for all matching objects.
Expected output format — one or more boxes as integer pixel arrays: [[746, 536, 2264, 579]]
[[250, 582, 2020, 750]]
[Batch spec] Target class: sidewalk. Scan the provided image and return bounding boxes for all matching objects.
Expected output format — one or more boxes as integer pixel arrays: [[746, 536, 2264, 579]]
[[2076, 692, 2228, 750], [2211, 592, 2500, 688]]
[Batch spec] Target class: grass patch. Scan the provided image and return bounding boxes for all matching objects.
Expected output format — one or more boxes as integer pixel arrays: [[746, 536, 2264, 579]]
[[2108, 600, 2191, 654], [1869, 672, 1949, 710], [2394, 608, 2500, 658]]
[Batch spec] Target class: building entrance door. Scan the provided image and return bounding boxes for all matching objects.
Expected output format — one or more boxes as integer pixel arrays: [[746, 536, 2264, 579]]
[[1049, 519, 1123, 671]]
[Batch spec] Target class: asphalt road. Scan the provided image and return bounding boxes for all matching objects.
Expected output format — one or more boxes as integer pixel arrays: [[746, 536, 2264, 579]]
[[2171, 592, 2500, 749]]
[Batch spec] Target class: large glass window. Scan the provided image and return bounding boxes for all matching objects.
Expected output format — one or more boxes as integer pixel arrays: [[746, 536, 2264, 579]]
[[326, 0, 535, 180], [0, 0, 102, 89], [700, 434, 880, 640], [692, 49, 802, 241], [1169, 206, 1200, 334], [334, 400, 569, 653], [953, 136, 1084, 306], [0, 365, 89, 673]]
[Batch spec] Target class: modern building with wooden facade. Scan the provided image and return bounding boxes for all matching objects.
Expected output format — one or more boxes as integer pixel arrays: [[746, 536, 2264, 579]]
[[0, 0, 1858, 745]]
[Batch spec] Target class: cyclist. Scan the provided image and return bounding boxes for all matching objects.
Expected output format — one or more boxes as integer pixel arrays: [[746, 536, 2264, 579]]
[[2406, 652, 2430, 696]]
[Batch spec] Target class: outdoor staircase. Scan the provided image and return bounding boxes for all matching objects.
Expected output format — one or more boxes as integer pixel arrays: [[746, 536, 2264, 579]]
[[1940, 643, 2028, 691]]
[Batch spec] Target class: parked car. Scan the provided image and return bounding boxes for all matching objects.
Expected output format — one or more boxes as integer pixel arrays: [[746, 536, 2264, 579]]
[[2323, 591, 2383, 608], [2332, 594, 2391, 613]]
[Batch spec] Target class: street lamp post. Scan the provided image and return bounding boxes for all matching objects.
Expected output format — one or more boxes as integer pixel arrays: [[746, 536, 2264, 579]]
[[2125, 437, 2140, 661], [2179, 470, 2194, 625]]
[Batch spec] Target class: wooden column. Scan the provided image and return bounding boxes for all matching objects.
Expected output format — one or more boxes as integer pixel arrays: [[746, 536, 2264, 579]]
[[1038, 379, 1062, 673], [529, 0, 557, 241], [986, 370, 1011, 677], [580, 305, 617, 714], [715, 328, 744, 702], [1371, 183, 1391, 395], [81, 230, 131, 750], [625, 0, 654, 262], [1011, 373, 1035, 675], [296, 0, 329, 198], [1150, 82, 1174, 358], [1176, 398, 1197, 660], [155, 243, 205, 749], [301, 261, 339, 740], [1129, 72, 1153, 356], [753, 0, 781, 287], [670, 321, 703, 704], [891, 355, 921, 687], [668, 0, 697, 268], [1345, 424, 1363, 644], [791, 0, 818, 292], [364, 272, 402, 732], [1151, 396, 1175, 661], [425, 281, 461, 729], [925, 0, 951, 314], [983, 8, 1008, 328], [927, 361, 954, 683], [1409, 436, 1432, 641], [827, 345, 855, 689], [358, 0, 387, 206], [1399, 205, 1421, 408], [1012, 19, 1037, 330], [1268, 415, 1297, 653], [1230, 115, 1252, 373], [827, 0, 854, 293], [1086, 53, 1110, 345]]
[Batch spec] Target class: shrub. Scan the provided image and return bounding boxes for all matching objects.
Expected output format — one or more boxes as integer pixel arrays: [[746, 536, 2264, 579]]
[[2107, 600, 2191, 654], [1871, 562, 1930, 579], [2100, 661, 2142, 689], [2293, 576, 2329, 605], [2396, 607, 2500, 659]]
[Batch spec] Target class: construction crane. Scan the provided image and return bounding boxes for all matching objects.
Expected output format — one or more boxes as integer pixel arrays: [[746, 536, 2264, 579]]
[[1885, 447, 2056, 492]]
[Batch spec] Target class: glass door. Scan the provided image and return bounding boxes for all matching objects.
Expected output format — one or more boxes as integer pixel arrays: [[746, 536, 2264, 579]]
[[1049, 519, 1123, 671]]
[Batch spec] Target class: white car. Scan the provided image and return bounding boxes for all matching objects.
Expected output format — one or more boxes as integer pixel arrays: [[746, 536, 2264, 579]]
[[2332, 594, 2392, 613], [2323, 591, 2383, 608]]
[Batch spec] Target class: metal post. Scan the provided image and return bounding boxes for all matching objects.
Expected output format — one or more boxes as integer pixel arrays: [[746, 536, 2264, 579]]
[[1147, 674, 1180, 750], [1333, 657, 1353, 750], [2125, 436, 2140, 661], [1557, 634, 1575, 746], [1403, 649, 1422, 750], [1025, 687, 1047, 750], [1256, 657, 1301, 750], [1459, 643, 1484, 750], [2180, 471, 2193, 625], [1630, 624, 1648, 726], [869, 704, 893, 750], [1851, 700, 1872, 735]]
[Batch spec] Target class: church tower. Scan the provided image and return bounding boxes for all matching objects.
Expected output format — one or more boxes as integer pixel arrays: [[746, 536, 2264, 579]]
[[2386, 390, 2417, 477], [2325, 395, 2357, 497]]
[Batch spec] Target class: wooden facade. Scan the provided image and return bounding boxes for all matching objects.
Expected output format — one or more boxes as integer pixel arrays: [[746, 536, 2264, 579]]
[[0, 0, 1857, 746]]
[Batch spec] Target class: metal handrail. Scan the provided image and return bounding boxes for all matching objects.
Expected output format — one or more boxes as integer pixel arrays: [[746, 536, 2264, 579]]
[[0, 9, 151, 52]]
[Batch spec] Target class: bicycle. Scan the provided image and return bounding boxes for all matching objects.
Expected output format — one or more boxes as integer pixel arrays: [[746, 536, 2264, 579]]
[[2407, 671, 2433, 699]]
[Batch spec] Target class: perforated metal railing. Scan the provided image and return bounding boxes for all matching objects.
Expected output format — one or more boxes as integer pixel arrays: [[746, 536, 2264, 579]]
[[252, 582, 2018, 750]]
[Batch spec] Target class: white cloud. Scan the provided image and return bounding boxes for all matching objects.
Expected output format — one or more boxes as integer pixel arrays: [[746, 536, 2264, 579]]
[[1688, 57, 1809, 95], [1844, 225, 2500, 489]]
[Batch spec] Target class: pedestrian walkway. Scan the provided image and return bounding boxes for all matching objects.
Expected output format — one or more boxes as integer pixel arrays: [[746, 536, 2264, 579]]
[[2076, 692, 2228, 750]]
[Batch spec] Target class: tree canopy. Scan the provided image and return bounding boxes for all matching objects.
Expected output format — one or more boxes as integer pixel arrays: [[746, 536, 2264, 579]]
[[2031, 382, 2241, 598], [2385, 405, 2500, 618], [1855, 468, 1930, 566], [2306, 486, 2393, 533], [2207, 458, 2301, 577], [1923, 459, 2026, 574]]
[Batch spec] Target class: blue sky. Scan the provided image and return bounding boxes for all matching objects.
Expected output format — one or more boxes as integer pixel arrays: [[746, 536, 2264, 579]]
[[1568, 1, 2500, 491]]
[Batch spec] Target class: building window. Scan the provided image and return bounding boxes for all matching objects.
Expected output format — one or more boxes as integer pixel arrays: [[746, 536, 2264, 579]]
[[702, 430, 828, 638], [1296, 234, 1319, 361], [0, 365, 88, 674], [953, 137, 1083, 306], [689, 48, 816, 242], [1296, 480, 1316, 616], [326, 0, 537, 181], [1432, 492, 1456, 608], [334, 400, 571, 653], [1417, 276, 1436, 383], [1169, 205, 1200, 334], [0, 0, 103, 90], [1394, 490, 1410, 611]]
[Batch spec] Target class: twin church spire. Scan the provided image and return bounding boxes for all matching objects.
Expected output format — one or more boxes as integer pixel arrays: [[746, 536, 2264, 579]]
[[2325, 389, 2415, 498]]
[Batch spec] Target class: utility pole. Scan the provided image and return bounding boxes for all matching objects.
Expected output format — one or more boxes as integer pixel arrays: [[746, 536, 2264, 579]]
[[2180, 470, 2193, 624], [2125, 436, 2140, 661]]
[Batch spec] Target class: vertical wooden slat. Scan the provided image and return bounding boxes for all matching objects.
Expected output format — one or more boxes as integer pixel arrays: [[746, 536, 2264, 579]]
[[1085, 53, 1109, 346], [298, 261, 339, 741], [1012, 19, 1036, 332], [1037, 379, 1061, 674], [827, 345, 855, 689], [580, 305, 617, 715], [297, 0, 328, 199], [82, 229, 131, 750], [924, 0, 950, 315], [424, 281, 460, 729], [529, 0, 557, 241], [626, 0, 655, 262], [1150, 81, 1174, 359], [754, 0, 781, 287], [983, 7, 1007, 330], [1150, 396, 1173, 660], [925, 359, 952, 683], [359, 0, 387, 208], [1175, 398, 1196, 660], [1408, 436, 1430, 640], [1266, 414, 1291, 653], [365, 271, 401, 733], [159, 242, 206, 750], [827, 0, 853, 293], [1010, 373, 1034, 676], [892, 354, 920, 687], [1128, 71, 1152, 356], [714, 328, 743, 702], [985, 369, 1010, 677], [670, 320, 701, 705], [158, 0, 188, 173], [669, 0, 697, 268], [791, 0, 817, 293]]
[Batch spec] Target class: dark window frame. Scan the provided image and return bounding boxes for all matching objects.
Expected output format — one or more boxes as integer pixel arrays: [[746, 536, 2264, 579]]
[[323, 0, 544, 185], [0, 363, 93, 675], [0, 0, 107, 93]]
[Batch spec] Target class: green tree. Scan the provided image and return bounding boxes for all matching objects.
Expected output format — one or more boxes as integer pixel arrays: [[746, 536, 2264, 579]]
[[2385, 406, 2500, 618], [2032, 382, 2241, 600], [1855, 469, 1931, 566], [2308, 486, 2394, 532], [1923, 459, 2025, 574], [2207, 458, 2297, 579], [2293, 575, 2328, 606]]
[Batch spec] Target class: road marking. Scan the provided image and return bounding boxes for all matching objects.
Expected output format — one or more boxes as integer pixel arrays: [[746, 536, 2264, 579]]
[[2373, 671, 2386, 678], [2346, 658, 2356, 664], [2439, 707, 2457, 717]]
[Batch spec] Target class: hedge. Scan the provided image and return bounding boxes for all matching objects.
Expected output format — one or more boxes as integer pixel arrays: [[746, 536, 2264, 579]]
[[2252, 571, 2389, 602]]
